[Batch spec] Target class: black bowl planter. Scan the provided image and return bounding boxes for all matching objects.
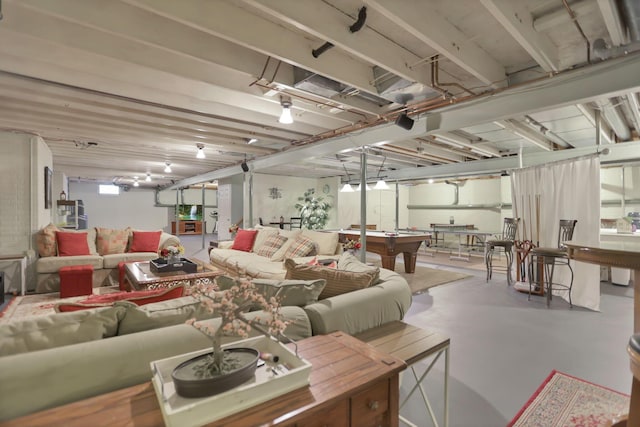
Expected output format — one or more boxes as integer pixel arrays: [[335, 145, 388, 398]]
[[171, 348, 260, 398]]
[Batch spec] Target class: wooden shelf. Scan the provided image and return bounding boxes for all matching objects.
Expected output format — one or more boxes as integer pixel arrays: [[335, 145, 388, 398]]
[[171, 220, 203, 235]]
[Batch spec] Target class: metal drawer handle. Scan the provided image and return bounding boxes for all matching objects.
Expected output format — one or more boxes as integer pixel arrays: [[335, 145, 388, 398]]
[[368, 400, 379, 410]]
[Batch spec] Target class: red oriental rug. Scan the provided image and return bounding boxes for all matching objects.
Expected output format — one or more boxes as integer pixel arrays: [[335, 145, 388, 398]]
[[509, 370, 630, 427]]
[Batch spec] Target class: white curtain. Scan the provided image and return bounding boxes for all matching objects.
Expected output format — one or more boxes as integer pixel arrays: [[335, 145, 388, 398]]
[[510, 156, 601, 311]]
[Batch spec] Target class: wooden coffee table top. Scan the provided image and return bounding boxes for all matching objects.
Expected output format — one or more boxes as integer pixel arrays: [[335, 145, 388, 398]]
[[125, 258, 223, 290], [0, 332, 406, 427]]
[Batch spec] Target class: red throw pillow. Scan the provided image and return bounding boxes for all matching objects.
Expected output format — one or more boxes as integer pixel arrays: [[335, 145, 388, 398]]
[[55, 285, 184, 312], [232, 229, 258, 252], [128, 231, 162, 253], [56, 231, 90, 256]]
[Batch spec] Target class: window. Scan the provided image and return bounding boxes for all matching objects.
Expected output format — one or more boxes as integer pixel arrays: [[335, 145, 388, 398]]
[[99, 184, 120, 195]]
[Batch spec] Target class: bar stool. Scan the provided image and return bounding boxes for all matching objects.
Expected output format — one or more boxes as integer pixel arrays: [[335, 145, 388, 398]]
[[485, 218, 520, 286], [528, 219, 577, 307]]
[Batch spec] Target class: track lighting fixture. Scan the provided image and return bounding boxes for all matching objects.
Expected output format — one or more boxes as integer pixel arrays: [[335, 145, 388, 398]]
[[164, 162, 172, 173], [196, 143, 205, 159], [278, 96, 293, 124], [395, 113, 415, 130]]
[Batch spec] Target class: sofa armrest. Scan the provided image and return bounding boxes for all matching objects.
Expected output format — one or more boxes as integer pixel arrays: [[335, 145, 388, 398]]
[[218, 240, 234, 249], [158, 232, 180, 251], [303, 277, 412, 336]]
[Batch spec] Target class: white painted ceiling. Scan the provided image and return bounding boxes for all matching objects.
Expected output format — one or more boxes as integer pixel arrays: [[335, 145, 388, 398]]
[[1, 0, 639, 189]]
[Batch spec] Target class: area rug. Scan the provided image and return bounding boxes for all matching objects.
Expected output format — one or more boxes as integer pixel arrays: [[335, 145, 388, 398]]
[[369, 261, 471, 295], [0, 286, 120, 323], [508, 370, 630, 427]]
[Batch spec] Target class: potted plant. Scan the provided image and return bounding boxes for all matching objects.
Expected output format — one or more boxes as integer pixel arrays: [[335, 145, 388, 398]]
[[294, 188, 331, 230], [171, 276, 289, 398]]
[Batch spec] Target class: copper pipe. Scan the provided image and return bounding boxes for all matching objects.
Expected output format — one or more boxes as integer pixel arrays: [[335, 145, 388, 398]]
[[433, 55, 477, 96]]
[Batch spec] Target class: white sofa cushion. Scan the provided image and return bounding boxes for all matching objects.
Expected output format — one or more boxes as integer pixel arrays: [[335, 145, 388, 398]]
[[301, 230, 339, 255], [37, 255, 104, 274]]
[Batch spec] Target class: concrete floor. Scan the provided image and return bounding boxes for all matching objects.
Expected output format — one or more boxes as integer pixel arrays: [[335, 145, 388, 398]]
[[183, 234, 635, 427]]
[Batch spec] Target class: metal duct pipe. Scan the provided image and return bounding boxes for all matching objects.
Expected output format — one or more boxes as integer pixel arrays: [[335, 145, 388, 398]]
[[595, 98, 631, 141], [444, 180, 459, 205]]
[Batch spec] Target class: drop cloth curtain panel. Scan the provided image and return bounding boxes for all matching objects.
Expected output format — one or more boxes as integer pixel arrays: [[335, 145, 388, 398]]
[[510, 156, 601, 311]]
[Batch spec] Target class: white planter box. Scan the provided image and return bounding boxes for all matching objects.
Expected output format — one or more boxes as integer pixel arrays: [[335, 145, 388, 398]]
[[150, 336, 311, 427]]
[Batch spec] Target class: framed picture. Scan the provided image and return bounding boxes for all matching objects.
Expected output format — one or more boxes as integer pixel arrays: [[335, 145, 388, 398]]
[[44, 166, 52, 209]]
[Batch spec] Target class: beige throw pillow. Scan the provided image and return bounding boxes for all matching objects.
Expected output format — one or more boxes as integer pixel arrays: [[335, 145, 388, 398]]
[[284, 259, 378, 299], [301, 229, 339, 255], [251, 278, 327, 307]]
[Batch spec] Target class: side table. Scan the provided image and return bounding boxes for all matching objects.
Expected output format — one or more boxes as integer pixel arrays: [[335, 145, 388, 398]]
[[356, 320, 450, 427]]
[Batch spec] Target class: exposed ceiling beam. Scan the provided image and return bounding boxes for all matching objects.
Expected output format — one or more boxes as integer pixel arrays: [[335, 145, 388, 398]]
[[386, 140, 640, 182], [598, 0, 627, 46], [126, 0, 381, 96], [533, 0, 596, 32], [424, 53, 640, 134], [576, 103, 614, 144], [364, 0, 506, 88], [494, 120, 553, 151], [243, 0, 432, 88], [480, 0, 559, 72], [594, 98, 632, 141], [625, 93, 640, 134], [434, 132, 501, 157], [169, 50, 640, 189]]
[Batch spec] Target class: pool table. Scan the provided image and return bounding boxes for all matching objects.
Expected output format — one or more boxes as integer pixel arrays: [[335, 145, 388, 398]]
[[339, 230, 432, 273]]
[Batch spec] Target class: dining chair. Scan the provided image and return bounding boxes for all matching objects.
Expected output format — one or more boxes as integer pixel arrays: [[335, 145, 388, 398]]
[[485, 217, 520, 286], [528, 219, 577, 307], [289, 217, 302, 230]]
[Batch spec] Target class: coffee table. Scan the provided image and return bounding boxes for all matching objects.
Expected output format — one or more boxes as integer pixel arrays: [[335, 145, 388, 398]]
[[124, 259, 223, 291]]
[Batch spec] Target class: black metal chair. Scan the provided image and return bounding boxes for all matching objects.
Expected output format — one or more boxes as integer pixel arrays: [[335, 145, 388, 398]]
[[528, 219, 578, 307], [485, 218, 520, 286], [289, 217, 302, 230]]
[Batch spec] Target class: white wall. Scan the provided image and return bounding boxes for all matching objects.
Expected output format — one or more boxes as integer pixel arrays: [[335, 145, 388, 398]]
[[249, 173, 340, 229], [407, 177, 505, 232], [69, 182, 173, 232], [337, 184, 409, 231], [601, 165, 640, 220]]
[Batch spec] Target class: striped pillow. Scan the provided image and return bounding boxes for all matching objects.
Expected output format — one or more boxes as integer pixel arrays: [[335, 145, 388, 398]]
[[283, 236, 317, 259], [284, 259, 379, 299], [255, 234, 288, 258]]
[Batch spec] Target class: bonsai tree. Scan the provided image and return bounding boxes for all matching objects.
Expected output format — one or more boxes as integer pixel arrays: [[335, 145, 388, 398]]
[[294, 188, 331, 230], [185, 276, 289, 378]]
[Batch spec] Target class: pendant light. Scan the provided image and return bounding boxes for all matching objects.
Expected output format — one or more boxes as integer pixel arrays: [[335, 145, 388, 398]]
[[278, 96, 293, 124], [373, 157, 389, 189], [196, 143, 205, 159], [339, 164, 354, 192], [164, 162, 172, 173]]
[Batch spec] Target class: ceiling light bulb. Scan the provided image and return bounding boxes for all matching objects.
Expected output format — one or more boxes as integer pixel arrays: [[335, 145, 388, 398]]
[[279, 105, 293, 124], [164, 162, 172, 173], [340, 183, 354, 192], [374, 179, 389, 190], [247, 138, 258, 144], [133, 177, 139, 187], [196, 145, 205, 159], [145, 173, 151, 182]]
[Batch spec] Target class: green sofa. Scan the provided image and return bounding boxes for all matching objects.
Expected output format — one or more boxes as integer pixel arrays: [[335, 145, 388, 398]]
[[0, 258, 411, 421]]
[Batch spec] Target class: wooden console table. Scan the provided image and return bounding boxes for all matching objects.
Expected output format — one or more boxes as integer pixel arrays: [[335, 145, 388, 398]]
[[565, 241, 640, 427], [0, 332, 406, 427], [356, 321, 450, 427]]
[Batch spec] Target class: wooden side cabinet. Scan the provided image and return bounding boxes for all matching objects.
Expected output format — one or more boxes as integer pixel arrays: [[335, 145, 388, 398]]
[[171, 220, 203, 235]]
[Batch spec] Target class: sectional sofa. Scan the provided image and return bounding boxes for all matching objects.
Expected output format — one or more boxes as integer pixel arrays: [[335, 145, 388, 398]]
[[209, 226, 342, 278], [35, 224, 180, 293], [0, 253, 412, 421]]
